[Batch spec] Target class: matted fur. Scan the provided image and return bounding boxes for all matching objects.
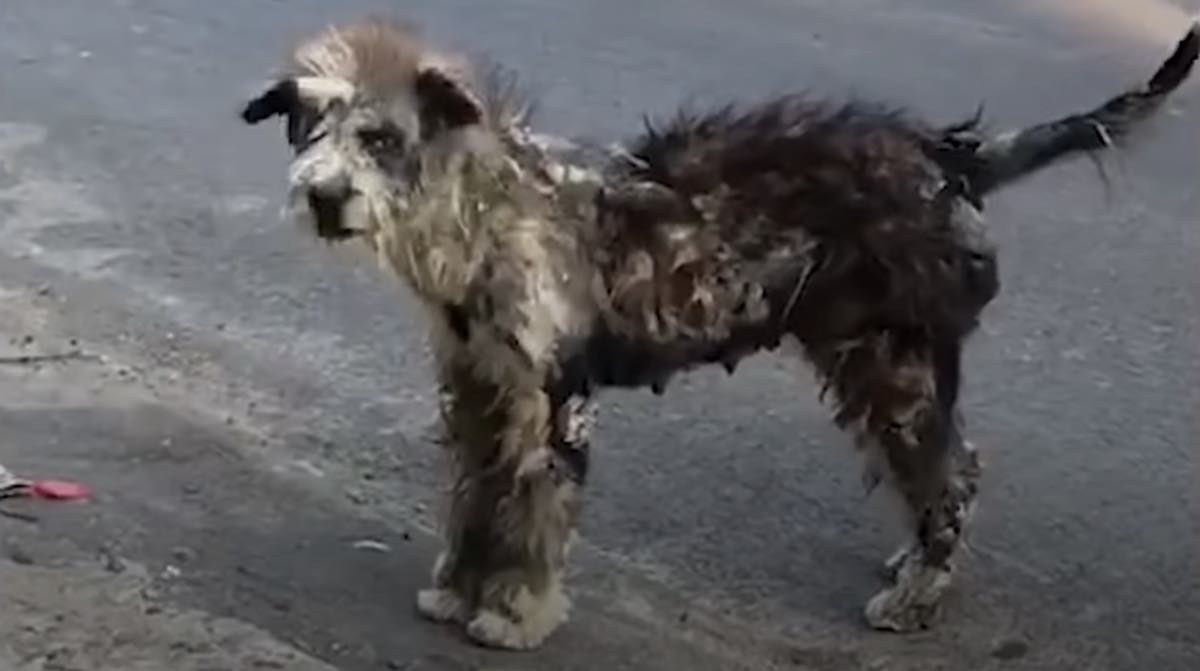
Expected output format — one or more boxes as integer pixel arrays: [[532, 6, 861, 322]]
[[242, 17, 1198, 648]]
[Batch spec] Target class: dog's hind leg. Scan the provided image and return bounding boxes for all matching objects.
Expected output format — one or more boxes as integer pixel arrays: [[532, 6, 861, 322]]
[[879, 437, 981, 584], [815, 331, 980, 632], [868, 337, 980, 632]]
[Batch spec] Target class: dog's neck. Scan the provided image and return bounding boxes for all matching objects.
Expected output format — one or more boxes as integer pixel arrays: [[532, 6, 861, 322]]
[[370, 129, 544, 306]]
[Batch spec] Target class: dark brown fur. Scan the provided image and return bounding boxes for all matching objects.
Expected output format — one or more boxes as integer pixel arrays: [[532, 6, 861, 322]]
[[571, 24, 1196, 630]]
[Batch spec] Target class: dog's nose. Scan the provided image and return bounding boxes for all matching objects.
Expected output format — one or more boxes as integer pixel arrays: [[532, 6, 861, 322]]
[[309, 173, 352, 203], [307, 176, 354, 239]]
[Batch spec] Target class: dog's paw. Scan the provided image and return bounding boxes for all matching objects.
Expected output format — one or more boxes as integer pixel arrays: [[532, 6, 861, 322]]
[[416, 588, 469, 624], [467, 610, 540, 650], [865, 560, 953, 633], [465, 609, 556, 650], [465, 589, 570, 651]]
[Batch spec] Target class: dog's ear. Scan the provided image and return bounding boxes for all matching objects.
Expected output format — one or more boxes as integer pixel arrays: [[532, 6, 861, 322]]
[[415, 57, 484, 135], [241, 79, 300, 125], [242, 76, 355, 123], [242, 76, 355, 147]]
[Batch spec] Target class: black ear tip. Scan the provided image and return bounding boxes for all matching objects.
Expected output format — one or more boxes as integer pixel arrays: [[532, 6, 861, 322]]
[[240, 97, 270, 124], [240, 79, 299, 125]]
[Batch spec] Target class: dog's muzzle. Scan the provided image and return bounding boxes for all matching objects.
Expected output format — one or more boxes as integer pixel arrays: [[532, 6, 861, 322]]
[[305, 177, 358, 241]]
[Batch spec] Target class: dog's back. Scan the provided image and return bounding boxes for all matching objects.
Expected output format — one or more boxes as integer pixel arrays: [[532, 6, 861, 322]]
[[588, 23, 1198, 379]]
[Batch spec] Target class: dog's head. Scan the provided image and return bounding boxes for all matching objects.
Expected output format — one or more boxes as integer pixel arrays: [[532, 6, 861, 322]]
[[241, 18, 487, 243]]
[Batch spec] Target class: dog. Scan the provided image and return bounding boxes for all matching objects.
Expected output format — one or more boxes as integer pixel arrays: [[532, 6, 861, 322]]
[[241, 17, 1198, 649]]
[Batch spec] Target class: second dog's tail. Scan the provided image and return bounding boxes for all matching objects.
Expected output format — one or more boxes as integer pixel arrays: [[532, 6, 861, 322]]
[[967, 21, 1198, 197]]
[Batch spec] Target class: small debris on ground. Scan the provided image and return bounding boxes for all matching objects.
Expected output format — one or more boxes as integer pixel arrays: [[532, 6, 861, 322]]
[[5, 542, 35, 566], [32, 480, 93, 501], [990, 637, 1031, 660], [0, 349, 101, 366], [0, 463, 31, 498], [0, 508, 38, 523], [98, 546, 126, 574], [1, 463, 94, 503], [350, 539, 391, 553]]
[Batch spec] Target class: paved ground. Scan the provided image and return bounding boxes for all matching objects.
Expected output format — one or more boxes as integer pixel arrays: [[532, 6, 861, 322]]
[[1, 1, 1197, 669]]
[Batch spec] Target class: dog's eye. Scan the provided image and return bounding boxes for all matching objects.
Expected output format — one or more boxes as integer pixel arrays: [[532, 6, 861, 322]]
[[357, 127, 406, 154]]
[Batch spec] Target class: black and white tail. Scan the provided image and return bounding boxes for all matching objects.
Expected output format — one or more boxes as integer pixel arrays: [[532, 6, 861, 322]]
[[972, 21, 1198, 196]]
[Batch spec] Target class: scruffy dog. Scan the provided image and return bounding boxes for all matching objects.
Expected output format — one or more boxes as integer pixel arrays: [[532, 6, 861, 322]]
[[242, 17, 1198, 649]]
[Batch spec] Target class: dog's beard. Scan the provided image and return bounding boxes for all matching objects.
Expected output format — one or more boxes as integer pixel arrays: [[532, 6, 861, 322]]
[[283, 185, 361, 242], [310, 193, 358, 240]]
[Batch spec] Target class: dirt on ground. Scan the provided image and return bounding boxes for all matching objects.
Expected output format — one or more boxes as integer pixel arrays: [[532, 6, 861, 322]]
[[0, 287, 336, 671], [0, 561, 337, 671]]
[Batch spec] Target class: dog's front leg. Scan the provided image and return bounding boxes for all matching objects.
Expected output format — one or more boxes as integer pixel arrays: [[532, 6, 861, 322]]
[[416, 365, 502, 628], [458, 388, 590, 652], [463, 386, 588, 651], [419, 366, 585, 650]]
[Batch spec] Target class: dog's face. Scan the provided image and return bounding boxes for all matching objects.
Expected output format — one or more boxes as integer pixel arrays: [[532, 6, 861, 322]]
[[241, 20, 485, 243]]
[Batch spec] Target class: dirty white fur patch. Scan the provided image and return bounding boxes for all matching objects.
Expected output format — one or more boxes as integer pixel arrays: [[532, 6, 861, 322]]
[[466, 586, 571, 650], [416, 588, 470, 624], [865, 552, 954, 632]]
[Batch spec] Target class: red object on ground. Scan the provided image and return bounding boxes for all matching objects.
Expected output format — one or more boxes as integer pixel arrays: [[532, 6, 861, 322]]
[[30, 480, 93, 501]]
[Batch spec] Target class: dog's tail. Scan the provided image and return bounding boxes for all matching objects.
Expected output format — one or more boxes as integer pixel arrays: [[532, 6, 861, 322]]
[[968, 21, 1198, 197]]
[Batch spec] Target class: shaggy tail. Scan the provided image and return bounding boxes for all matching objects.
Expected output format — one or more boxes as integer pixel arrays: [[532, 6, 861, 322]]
[[970, 21, 1198, 196]]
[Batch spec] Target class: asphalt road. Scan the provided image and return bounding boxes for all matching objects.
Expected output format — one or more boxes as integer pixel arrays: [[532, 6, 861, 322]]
[[1, 1, 1197, 670]]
